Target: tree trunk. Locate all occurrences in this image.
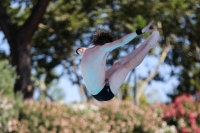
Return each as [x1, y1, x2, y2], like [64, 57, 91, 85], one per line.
[11, 31, 33, 100]
[0, 0, 50, 100]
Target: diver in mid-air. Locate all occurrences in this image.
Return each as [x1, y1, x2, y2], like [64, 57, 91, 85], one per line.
[76, 20, 159, 101]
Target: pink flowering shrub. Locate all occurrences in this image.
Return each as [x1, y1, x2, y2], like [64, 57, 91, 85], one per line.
[7, 100, 175, 133]
[158, 93, 200, 133]
[0, 95, 21, 132]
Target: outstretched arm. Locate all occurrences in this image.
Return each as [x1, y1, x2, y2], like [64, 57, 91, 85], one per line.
[100, 20, 154, 53]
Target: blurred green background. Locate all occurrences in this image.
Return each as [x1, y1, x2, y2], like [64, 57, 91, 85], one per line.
[0, 0, 200, 132]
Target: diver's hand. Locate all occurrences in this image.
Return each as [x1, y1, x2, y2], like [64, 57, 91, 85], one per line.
[142, 20, 154, 33]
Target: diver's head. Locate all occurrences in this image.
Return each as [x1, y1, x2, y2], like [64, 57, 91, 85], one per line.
[91, 29, 115, 46]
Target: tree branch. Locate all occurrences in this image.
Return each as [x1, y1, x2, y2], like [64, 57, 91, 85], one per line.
[194, 42, 200, 61]
[43, 89, 55, 102]
[21, 0, 50, 40]
[0, 2, 15, 41]
[35, 80, 54, 101]
[136, 38, 172, 104]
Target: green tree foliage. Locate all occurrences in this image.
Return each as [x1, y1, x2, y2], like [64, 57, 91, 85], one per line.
[0, 0, 199, 102]
[0, 60, 16, 97]
[31, 0, 93, 84]
[0, 59, 21, 132]
[161, 0, 200, 99]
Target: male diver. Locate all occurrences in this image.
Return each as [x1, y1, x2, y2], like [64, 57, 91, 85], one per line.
[76, 20, 160, 101]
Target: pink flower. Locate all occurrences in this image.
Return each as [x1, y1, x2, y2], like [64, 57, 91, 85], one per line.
[174, 97, 181, 105]
[177, 108, 185, 116]
[191, 124, 198, 131]
[180, 109, 185, 115]
[187, 95, 193, 100]
[195, 128, 200, 133]
[169, 108, 176, 116]
[182, 93, 187, 99]
[164, 111, 171, 118]
[180, 128, 191, 133]
[188, 118, 196, 125]
[188, 112, 197, 119]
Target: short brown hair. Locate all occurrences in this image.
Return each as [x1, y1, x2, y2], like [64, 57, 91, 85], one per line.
[91, 29, 115, 46]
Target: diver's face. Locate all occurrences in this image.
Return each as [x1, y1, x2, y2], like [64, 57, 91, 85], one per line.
[77, 48, 86, 55]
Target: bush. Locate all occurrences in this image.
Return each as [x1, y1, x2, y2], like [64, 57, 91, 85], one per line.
[0, 60, 17, 98]
[0, 59, 176, 133]
[160, 93, 200, 133]
[0, 94, 21, 132]
[7, 99, 176, 133]
[0, 59, 21, 132]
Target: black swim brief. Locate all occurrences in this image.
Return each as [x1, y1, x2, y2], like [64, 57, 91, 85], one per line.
[92, 79, 114, 101]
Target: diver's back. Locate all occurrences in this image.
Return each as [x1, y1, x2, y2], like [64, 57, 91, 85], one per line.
[80, 46, 109, 95]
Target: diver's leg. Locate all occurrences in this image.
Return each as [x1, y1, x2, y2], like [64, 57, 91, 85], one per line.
[106, 30, 157, 79]
[107, 30, 159, 95]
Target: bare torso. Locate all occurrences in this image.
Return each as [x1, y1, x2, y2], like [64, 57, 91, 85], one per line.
[80, 46, 109, 95]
